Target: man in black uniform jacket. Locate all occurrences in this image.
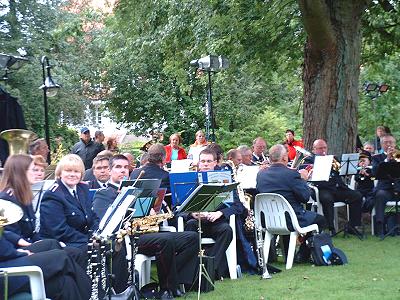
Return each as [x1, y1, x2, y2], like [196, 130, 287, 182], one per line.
[371, 133, 400, 237]
[305, 139, 362, 235]
[256, 144, 327, 261]
[93, 154, 199, 300]
[185, 148, 246, 278]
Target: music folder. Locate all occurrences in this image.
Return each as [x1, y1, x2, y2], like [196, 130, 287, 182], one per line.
[98, 186, 143, 239]
[375, 161, 400, 180]
[176, 182, 239, 213]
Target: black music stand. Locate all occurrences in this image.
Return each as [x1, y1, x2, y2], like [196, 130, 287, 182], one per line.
[375, 161, 400, 240]
[340, 153, 364, 239]
[177, 182, 239, 300]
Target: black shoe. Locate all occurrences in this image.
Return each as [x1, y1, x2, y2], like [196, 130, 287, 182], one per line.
[172, 288, 184, 297]
[330, 229, 337, 237]
[294, 250, 311, 264]
[157, 290, 175, 300]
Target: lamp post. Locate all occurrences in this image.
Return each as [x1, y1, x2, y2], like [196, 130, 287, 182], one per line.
[190, 55, 229, 142]
[40, 56, 60, 164]
[364, 82, 389, 153]
[0, 53, 28, 80]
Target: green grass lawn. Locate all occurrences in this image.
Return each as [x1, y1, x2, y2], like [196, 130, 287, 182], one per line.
[182, 235, 400, 300]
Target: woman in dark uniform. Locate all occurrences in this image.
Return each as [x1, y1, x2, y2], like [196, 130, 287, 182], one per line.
[0, 154, 77, 255]
[40, 154, 129, 294]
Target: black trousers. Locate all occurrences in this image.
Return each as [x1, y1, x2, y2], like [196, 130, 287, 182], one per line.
[374, 189, 396, 224]
[318, 188, 362, 230]
[185, 218, 233, 278]
[9, 247, 91, 300]
[138, 231, 199, 290]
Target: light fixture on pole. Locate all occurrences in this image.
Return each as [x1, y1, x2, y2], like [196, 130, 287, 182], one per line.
[364, 82, 389, 153]
[190, 55, 229, 142]
[40, 56, 60, 163]
[0, 53, 28, 80]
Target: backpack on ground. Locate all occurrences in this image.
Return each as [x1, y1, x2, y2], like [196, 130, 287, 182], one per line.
[306, 233, 348, 266]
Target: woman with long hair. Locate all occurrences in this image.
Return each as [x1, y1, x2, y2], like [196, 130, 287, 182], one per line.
[0, 154, 91, 299]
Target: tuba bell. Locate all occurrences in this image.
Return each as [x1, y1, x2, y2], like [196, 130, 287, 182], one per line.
[0, 129, 37, 155]
[291, 146, 312, 169]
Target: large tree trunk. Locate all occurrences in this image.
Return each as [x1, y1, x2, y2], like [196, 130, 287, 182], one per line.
[298, 0, 367, 155]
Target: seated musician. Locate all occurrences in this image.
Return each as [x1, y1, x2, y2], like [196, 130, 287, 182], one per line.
[355, 151, 375, 213]
[371, 133, 399, 237]
[130, 144, 170, 192]
[237, 145, 253, 166]
[93, 153, 199, 300]
[83, 150, 113, 182]
[305, 139, 362, 235]
[251, 137, 268, 165]
[88, 155, 110, 189]
[283, 129, 304, 161]
[185, 148, 248, 278]
[256, 144, 327, 262]
[0, 232, 91, 300]
[39, 154, 128, 294]
[226, 148, 242, 168]
[0, 154, 85, 266]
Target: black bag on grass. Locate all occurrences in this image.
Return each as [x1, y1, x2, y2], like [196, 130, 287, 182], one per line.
[307, 233, 348, 266]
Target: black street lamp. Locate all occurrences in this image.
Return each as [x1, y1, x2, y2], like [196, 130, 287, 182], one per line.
[190, 55, 229, 142]
[364, 82, 389, 153]
[40, 56, 60, 164]
[0, 53, 28, 81]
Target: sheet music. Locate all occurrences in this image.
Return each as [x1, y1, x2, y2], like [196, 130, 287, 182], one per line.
[98, 187, 142, 239]
[310, 155, 333, 182]
[170, 159, 193, 173]
[236, 165, 259, 189]
[339, 153, 360, 176]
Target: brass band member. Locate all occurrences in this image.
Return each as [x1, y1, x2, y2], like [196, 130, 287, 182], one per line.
[256, 144, 327, 262]
[304, 139, 362, 235]
[371, 133, 399, 238]
[94, 153, 199, 299]
[251, 137, 268, 165]
[39, 154, 129, 294]
[237, 145, 253, 166]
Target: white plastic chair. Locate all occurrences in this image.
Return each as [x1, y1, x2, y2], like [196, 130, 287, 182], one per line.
[254, 193, 319, 270]
[177, 214, 238, 279]
[0, 266, 47, 300]
[308, 184, 348, 231]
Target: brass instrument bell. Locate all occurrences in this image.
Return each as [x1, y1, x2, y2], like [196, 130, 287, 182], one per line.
[0, 129, 37, 155]
[0, 199, 23, 227]
[291, 146, 312, 169]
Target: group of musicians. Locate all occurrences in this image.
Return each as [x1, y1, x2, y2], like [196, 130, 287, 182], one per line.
[1, 128, 399, 299]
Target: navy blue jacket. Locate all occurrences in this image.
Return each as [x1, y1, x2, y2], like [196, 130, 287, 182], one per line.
[0, 234, 30, 296]
[92, 184, 119, 220]
[0, 189, 40, 244]
[371, 153, 399, 190]
[39, 180, 99, 248]
[256, 163, 317, 227]
[130, 163, 171, 192]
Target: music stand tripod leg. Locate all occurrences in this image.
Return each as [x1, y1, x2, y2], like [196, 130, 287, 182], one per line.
[196, 215, 215, 300]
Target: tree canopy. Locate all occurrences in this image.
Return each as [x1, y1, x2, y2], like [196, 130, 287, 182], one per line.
[0, 0, 398, 152]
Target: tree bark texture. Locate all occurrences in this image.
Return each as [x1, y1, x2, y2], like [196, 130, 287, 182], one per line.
[298, 0, 367, 155]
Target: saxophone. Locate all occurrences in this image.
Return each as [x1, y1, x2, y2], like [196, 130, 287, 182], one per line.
[225, 160, 255, 232]
[116, 206, 174, 242]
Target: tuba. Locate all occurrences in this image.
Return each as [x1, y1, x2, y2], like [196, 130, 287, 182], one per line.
[291, 146, 312, 169]
[0, 129, 37, 155]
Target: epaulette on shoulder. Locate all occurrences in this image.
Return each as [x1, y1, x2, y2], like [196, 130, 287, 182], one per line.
[49, 183, 59, 192]
[6, 188, 13, 196]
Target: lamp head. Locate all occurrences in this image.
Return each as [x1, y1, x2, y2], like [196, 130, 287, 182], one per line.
[190, 55, 229, 71]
